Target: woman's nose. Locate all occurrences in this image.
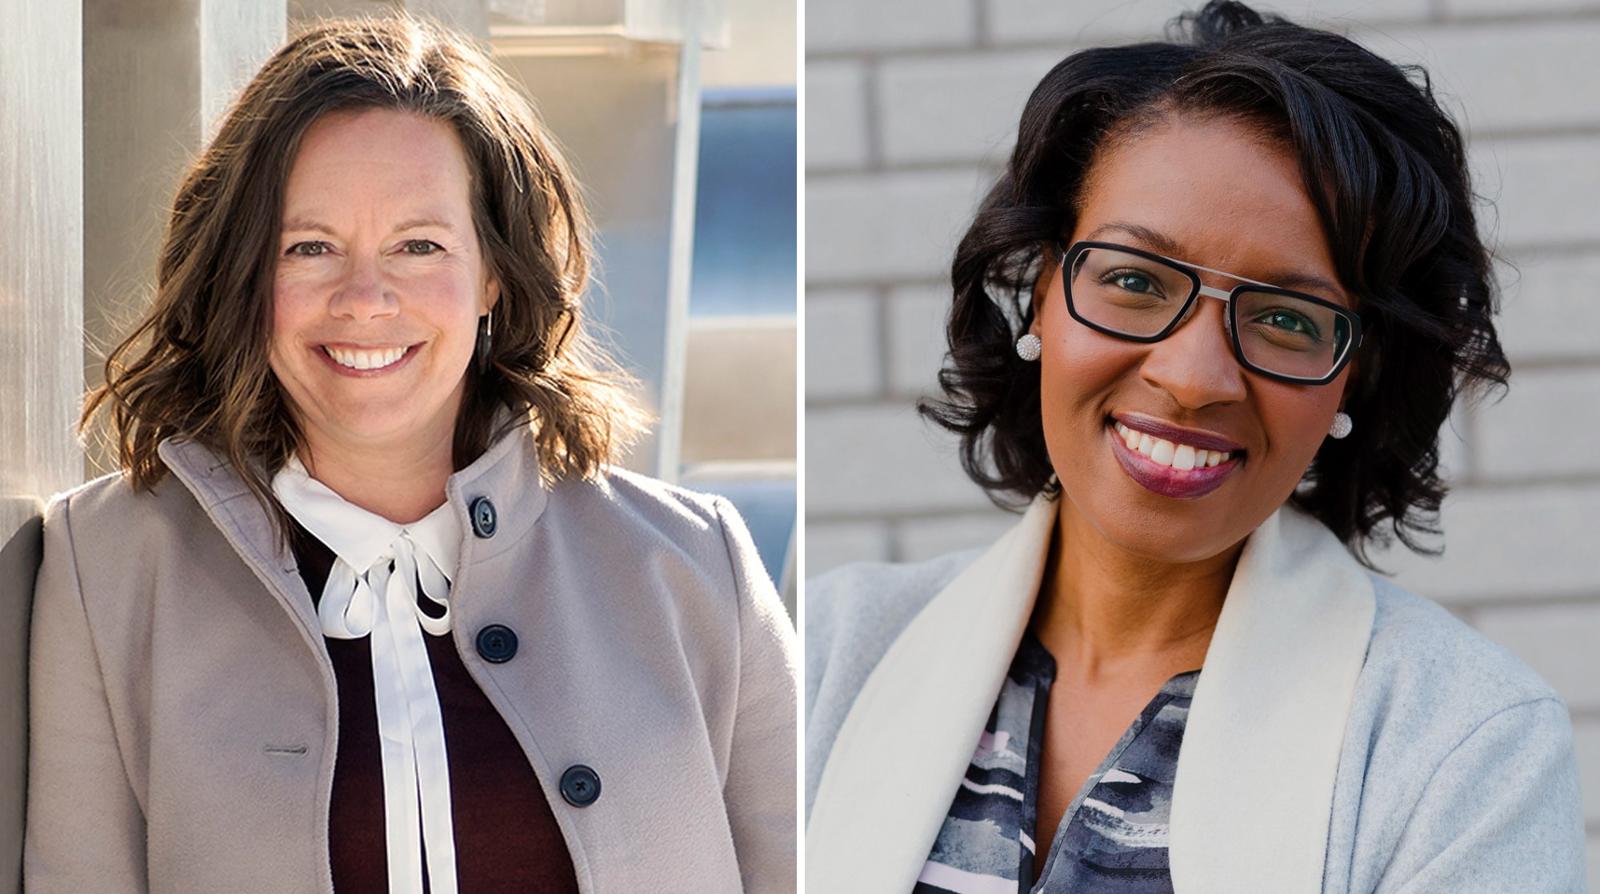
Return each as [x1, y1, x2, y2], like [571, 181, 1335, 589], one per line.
[327, 255, 399, 321]
[1138, 293, 1247, 409]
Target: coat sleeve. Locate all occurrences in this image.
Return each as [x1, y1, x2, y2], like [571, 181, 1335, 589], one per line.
[24, 494, 149, 891]
[712, 498, 798, 894]
[1377, 696, 1586, 894]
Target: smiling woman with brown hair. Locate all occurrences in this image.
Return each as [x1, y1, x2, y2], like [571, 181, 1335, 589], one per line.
[805, 3, 1583, 892]
[26, 14, 796, 893]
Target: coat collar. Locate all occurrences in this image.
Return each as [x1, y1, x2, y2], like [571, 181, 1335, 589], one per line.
[806, 494, 1376, 894]
[156, 409, 550, 650]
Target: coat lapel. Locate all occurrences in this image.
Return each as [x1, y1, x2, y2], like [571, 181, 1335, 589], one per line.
[806, 495, 1375, 894]
[806, 495, 1056, 893]
[157, 437, 327, 654]
[1168, 504, 1375, 893]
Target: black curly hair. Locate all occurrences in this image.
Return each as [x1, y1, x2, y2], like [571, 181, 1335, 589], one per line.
[918, 0, 1509, 567]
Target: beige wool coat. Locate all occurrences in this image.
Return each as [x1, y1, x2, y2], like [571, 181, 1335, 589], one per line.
[24, 420, 798, 893]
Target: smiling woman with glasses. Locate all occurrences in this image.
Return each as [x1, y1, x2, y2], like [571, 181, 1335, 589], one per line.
[805, 2, 1585, 892]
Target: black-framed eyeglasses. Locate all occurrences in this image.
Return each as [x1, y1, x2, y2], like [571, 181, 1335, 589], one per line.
[1057, 240, 1362, 385]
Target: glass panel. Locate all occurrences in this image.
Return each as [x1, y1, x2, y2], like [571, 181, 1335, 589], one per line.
[689, 87, 797, 317]
[1068, 246, 1193, 336]
[1233, 290, 1350, 379]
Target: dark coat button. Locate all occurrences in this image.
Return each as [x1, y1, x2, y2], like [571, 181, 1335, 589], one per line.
[474, 624, 518, 663]
[469, 496, 497, 538]
[560, 765, 601, 807]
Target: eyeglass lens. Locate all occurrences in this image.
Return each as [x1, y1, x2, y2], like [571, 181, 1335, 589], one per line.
[1067, 246, 1352, 380]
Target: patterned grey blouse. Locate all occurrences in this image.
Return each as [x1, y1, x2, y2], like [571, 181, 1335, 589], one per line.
[913, 630, 1200, 894]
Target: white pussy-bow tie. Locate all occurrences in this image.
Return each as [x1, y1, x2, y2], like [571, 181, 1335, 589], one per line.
[271, 455, 462, 894]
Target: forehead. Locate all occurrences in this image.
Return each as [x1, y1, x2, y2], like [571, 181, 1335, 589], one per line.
[282, 107, 474, 218]
[1072, 115, 1340, 293]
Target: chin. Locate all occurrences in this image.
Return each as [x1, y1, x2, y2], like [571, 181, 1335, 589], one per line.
[1070, 489, 1247, 566]
[320, 404, 439, 443]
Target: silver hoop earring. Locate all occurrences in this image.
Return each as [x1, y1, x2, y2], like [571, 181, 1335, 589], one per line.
[1329, 411, 1353, 440]
[1016, 333, 1042, 361]
[475, 309, 493, 376]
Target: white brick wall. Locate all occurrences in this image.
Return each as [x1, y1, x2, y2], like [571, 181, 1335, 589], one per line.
[1378, 483, 1600, 604]
[1496, 252, 1600, 361]
[985, 0, 1426, 44]
[805, 290, 882, 399]
[1579, 718, 1600, 824]
[877, 52, 1058, 165]
[805, 0, 974, 52]
[1474, 137, 1600, 248]
[1475, 369, 1600, 479]
[805, 519, 893, 573]
[804, 62, 870, 170]
[1474, 603, 1600, 711]
[886, 286, 951, 395]
[1357, 21, 1600, 136]
[806, 402, 996, 515]
[805, 0, 1600, 870]
[806, 171, 988, 282]
[897, 512, 1016, 563]
[1443, 0, 1600, 18]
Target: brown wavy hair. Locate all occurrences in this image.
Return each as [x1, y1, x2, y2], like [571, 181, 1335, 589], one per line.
[83, 14, 648, 544]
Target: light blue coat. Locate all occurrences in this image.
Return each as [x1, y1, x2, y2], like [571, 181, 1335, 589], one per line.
[806, 495, 1586, 893]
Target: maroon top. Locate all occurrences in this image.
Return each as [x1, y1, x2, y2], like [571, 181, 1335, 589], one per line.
[288, 518, 579, 893]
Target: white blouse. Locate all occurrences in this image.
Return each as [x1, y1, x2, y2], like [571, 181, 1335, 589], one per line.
[271, 456, 461, 894]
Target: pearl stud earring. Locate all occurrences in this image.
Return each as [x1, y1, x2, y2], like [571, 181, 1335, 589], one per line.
[1329, 412, 1353, 439]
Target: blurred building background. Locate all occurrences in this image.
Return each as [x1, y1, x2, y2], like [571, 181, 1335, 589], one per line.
[1, 0, 793, 882]
[804, 0, 1600, 883]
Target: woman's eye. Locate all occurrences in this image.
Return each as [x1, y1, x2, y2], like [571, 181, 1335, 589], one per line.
[403, 240, 444, 255]
[285, 241, 331, 257]
[1105, 270, 1158, 294]
[1258, 309, 1318, 337]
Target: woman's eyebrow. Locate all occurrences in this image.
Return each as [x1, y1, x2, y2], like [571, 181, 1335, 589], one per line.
[1086, 221, 1184, 256]
[278, 216, 458, 234]
[1266, 270, 1346, 302]
[281, 216, 338, 235]
[394, 217, 457, 233]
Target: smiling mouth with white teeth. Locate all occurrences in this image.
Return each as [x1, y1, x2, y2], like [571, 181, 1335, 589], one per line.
[1112, 420, 1237, 471]
[322, 344, 413, 371]
[1106, 417, 1245, 499]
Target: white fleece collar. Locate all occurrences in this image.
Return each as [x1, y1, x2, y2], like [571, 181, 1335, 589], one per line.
[806, 494, 1376, 893]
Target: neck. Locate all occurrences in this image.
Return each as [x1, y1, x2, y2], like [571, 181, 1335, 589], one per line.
[297, 422, 456, 525]
[1031, 498, 1241, 686]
